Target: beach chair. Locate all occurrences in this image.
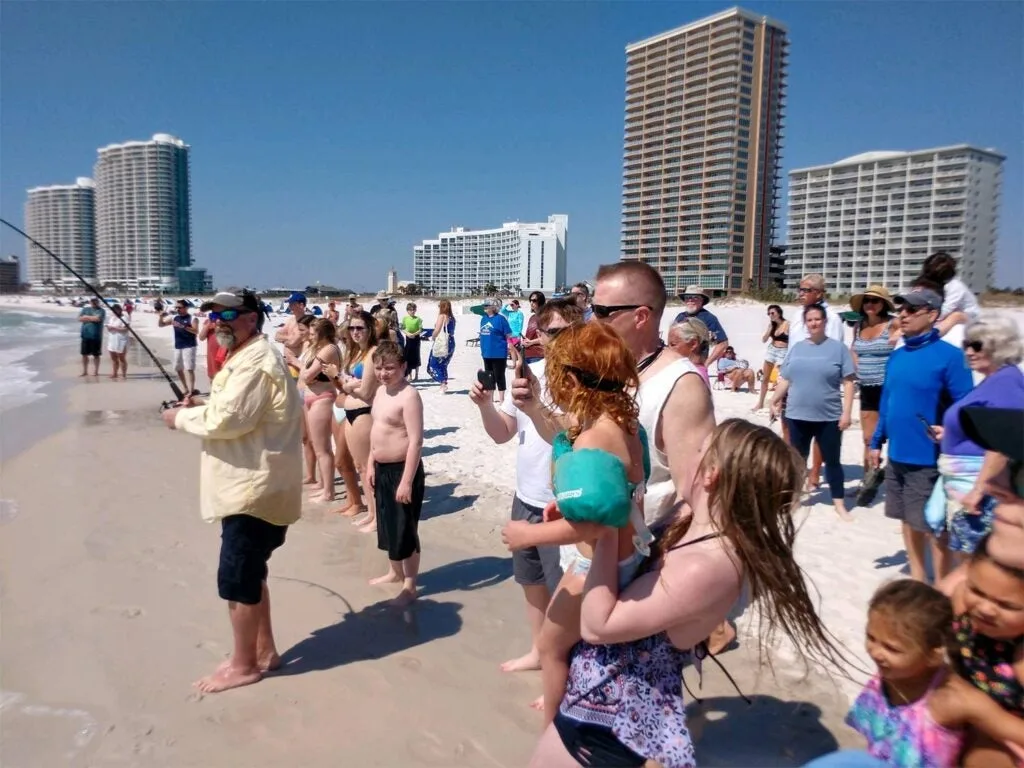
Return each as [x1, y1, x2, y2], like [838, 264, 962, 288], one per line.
[466, 336, 480, 347]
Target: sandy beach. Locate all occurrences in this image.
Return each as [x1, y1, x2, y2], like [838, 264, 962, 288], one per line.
[2, 293, 1021, 766]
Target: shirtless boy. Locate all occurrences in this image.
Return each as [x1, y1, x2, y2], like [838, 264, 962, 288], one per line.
[274, 292, 308, 377]
[367, 341, 425, 606]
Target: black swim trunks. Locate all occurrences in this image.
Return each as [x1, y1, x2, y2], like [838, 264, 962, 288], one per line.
[374, 460, 425, 561]
[217, 514, 287, 605]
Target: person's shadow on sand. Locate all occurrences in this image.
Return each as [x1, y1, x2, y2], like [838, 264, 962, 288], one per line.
[275, 598, 463, 675]
[417, 556, 512, 598]
[688, 694, 840, 766]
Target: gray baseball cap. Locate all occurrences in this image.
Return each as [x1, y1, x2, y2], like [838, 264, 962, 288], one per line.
[894, 287, 943, 311]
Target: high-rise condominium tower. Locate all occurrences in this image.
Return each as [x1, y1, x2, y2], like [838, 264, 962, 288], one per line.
[25, 177, 97, 287]
[620, 7, 788, 294]
[786, 145, 1003, 295]
[94, 133, 192, 289]
[413, 215, 568, 296]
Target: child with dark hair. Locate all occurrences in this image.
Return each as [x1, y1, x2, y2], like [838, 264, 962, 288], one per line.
[919, 251, 981, 339]
[366, 341, 425, 606]
[842, 578, 1024, 767]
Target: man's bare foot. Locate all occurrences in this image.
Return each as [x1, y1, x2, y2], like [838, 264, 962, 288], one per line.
[193, 663, 262, 693]
[369, 572, 402, 586]
[358, 520, 377, 534]
[333, 504, 365, 518]
[500, 650, 541, 673]
[529, 695, 545, 711]
[258, 652, 281, 672]
[389, 588, 417, 607]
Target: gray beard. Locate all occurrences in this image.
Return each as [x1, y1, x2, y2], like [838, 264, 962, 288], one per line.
[215, 329, 236, 350]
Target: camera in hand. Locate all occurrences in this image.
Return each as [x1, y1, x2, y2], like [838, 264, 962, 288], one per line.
[477, 369, 496, 391]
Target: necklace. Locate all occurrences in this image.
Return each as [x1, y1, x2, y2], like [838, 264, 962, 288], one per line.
[637, 342, 665, 375]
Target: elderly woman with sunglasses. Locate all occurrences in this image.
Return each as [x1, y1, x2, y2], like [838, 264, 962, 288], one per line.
[929, 315, 1024, 559]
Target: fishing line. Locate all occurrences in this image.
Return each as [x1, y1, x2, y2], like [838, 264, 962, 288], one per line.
[0, 216, 186, 406]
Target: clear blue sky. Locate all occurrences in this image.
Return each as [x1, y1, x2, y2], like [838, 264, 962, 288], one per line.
[2, 1, 1021, 291]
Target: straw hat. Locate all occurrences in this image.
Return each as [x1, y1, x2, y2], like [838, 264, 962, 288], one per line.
[850, 285, 895, 314]
[375, 290, 389, 300]
[679, 286, 711, 306]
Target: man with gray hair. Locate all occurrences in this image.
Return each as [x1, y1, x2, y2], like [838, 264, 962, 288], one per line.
[788, 273, 845, 348]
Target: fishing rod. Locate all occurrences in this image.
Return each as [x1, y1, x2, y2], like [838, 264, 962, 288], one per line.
[0, 216, 186, 406]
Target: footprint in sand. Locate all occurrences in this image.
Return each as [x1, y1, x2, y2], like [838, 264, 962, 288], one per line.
[90, 605, 145, 619]
[406, 731, 498, 766]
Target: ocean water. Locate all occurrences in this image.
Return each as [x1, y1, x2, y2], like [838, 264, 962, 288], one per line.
[0, 310, 78, 413]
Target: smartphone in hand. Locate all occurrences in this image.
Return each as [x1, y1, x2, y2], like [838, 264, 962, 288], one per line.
[477, 369, 496, 391]
[917, 414, 940, 443]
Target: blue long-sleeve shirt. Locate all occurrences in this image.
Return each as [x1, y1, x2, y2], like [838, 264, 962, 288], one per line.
[870, 329, 974, 466]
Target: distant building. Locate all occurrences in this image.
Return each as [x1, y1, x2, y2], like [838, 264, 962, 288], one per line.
[386, 267, 398, 294]
[620, 8, 788, 294]
[25, 177, 97, 289]
[94, 133, 193, 291]
[177, 266, 213, 294]
[413, 215, 568, 296]
[786, 145, 1003, 294]
[0, 255, 21, 293]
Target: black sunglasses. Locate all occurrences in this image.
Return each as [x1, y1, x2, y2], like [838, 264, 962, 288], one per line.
[349, 325, 368, 331]
[539, 325, 566, 337]
[591, 303, 646, 319]
[798, 287, 818, 294]
[962, 340, 984, 353]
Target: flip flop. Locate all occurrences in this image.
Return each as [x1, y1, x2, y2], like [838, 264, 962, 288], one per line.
[856, 465, 886, 507]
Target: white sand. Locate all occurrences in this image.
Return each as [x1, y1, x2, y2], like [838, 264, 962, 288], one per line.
[1, 292, 1021, 765]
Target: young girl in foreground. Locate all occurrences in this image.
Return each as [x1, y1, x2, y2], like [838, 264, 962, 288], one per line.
[942, 533, 1024, 767]
[844, 579, 1024, 768]
[530, 419, 854, 768]
[502, 322, 649, 725]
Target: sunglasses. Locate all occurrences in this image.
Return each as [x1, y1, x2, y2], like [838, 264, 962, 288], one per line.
[539, 325, 566, 337]
[896, 304, 929, 315]
[798, 287, 818, 294]
[591, 303, 646, 319]
[862, 297, 883, 305]
[681, 295, 704, 302]
[962, 340, 984, 353]
[349, 325, 367, 332]
[209, 309, 251, 322]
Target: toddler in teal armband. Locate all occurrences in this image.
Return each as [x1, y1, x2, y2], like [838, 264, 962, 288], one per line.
[499, 321, 653, 724]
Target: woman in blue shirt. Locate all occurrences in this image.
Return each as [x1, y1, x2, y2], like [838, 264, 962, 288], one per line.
[771, 304, 857, 521]
[480, 298, 513, 402]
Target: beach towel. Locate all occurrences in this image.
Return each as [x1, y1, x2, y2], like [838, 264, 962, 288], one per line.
[924, 454, 988, 540]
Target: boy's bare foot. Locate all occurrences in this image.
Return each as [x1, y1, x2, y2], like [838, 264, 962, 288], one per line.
[529, 695, 544, 711]
[193, 663, 262, 693]
[369, 572, 402, 586]
[389, 588, 417, 607]
[500, 650, 541, 672]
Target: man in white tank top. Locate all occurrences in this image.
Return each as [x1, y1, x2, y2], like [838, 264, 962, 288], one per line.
[591, 263, 716, 529]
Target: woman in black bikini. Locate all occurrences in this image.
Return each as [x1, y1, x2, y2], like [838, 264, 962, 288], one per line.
[754, 304, 789, 413]
[301, 319, 343, 504]
[330, 310, 381, 534]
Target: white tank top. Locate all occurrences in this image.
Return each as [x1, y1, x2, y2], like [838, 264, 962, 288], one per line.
[637, 357, 701, 527]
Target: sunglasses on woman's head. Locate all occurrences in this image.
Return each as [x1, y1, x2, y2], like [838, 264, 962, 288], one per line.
[209, 309, 250, 322]
[962, 340, 984, 352]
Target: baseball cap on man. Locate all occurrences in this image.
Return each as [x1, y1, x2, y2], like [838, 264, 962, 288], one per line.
[286, 292, 307, 305]
[894, 288, 942, 311]
[200, 291, 262, 313]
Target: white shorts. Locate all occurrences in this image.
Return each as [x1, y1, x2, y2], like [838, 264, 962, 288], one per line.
[107, 334, 129, 354]
[174, 346, 197, 371]
[765, 344, 787, 365]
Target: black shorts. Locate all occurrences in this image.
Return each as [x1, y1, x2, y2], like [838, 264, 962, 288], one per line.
[860, 384, 883, 412]
[554, 713, 645, 767]
[81, 337, 102, 357]
[884, 461, 939, 533]
[218, 514, 288, 605]
[511, 495, 563, 591]
[375, 460, 425, 561]
[482, 357, 508, 391]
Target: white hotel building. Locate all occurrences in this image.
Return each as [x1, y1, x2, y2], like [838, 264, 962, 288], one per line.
[786, 145, 1003, 295]
[413, 215, 567, 296]
[25, 177, 97, 288]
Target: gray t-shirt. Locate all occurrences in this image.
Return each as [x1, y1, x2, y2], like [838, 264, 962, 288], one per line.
[780, 337, 855, 422]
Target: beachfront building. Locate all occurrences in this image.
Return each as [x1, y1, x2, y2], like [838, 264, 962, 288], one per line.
[0, 255, 21, 293]
[94, 133, 193, 292]
[620, 7, 788, 294]
[24, 177, 97, 289]
[786, 145, 1004, 295]
[412, 215, 567, 296]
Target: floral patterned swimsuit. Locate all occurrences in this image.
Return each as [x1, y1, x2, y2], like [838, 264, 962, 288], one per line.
[953, 613, 1024, 715]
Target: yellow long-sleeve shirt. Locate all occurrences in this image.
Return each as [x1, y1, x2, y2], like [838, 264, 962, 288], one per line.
[175, 335, 303, 526]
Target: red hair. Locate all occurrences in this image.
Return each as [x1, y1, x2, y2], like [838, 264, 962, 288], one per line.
[545, 322, 639, 440]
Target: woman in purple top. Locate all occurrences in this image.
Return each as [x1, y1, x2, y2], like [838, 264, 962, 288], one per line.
[936, 314, 1024, 557]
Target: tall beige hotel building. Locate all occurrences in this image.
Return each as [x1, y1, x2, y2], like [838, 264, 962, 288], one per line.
[620, 7, 788, 293]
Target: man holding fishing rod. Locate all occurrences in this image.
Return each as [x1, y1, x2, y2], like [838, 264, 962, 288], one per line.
[162, 290, 303, 693]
